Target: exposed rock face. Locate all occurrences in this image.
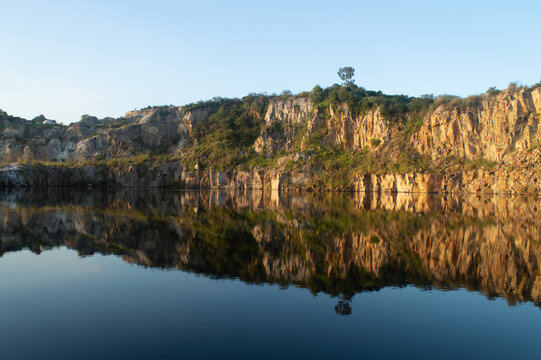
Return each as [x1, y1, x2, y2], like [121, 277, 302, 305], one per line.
[324, 105, 390, 149]
[0, 106, 210, 162]
[1, 87, 541, 193]
[0, 164, 30, 187]
[1, 151, 541, 194]
[253, 97, 312, 157]
[252, 98, 390, 156]
[70, 107, 189, 160]
[253, 88, 541, 162]
[413, 88, 541, 161]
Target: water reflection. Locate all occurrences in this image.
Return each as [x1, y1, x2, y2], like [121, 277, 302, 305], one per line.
[1, 188, 540, 313]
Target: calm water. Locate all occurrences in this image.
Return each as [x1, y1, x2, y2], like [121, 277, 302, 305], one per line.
[1, 189, 540, 359]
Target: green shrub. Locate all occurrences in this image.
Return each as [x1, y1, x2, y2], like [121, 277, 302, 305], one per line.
[183, 96, 267, 170]
[464, 157, 497, 170]
[486, 87, 500, 96]
[370, 138, 381, 147]
[369, 236, 380, 244]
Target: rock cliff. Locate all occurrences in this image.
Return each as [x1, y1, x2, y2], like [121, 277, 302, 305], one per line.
[413, 88, 541, 161]
[1, 85, 540, 193]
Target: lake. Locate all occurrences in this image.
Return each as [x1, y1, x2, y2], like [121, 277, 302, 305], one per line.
[1, 189, 540, 359]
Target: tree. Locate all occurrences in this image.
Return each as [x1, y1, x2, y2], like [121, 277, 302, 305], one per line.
[280, 89, 292, 97]
[486, 86, 499, 96]
[337, 66, 355, 86]
[310, 84, 325, 103]
[334, 295, 353, 315]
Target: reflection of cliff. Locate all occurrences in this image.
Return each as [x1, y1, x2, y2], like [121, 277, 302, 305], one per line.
[1, 189, 540, 308]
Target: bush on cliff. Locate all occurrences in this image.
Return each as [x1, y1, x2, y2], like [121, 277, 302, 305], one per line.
[182, 96, 267, 170]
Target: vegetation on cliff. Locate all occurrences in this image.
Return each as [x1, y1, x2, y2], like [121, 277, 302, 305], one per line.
[1, 71, 541, 192]
[180, 95, 267, 169]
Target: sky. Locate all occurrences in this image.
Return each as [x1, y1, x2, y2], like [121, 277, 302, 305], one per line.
[1, 0, 540, 124]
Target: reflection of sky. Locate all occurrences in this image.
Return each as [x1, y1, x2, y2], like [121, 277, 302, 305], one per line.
[0, 248, 540, 359]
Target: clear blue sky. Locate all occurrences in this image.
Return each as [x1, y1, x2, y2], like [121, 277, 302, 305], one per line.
[1, 0, 540, 124]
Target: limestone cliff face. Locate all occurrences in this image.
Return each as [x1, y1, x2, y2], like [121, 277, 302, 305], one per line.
[253, 97, 312, 157]
[251, 89, 541, 163]
[253, 87, 540, 162]
[1, 156, 540, 194]
[2, 87, 541, 193]
[0, 106, 210, 162]
[324, 105, 390, 149]
[412, 88, 541, 161]
[252, 98, 390, 156]
[70, 107, 201, 160]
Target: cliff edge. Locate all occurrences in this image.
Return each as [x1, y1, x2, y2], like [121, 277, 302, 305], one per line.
[1, 84, 540, 194]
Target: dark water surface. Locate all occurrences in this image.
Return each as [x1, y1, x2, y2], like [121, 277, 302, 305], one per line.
[1, 189, 540, 359]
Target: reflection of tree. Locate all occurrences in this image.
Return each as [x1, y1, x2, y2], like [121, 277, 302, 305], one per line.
[334, 295, 353, 316]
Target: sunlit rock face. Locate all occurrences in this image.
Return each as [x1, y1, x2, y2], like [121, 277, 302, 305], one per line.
[1, 89, 541, 193]
[253, 88, 541, 162]
[412, 88, 541, 161]
[1, 189, 540, 307]
[2, 161, 540, 195]
[252, 98, 390, 157]
[253, 97, 312, 157]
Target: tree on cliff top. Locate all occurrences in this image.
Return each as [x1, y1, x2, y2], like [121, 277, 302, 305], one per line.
[337, 66, 355, 86]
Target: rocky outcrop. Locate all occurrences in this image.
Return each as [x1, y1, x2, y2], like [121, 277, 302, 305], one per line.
[253, 88, 541, 162]
[0, 106, 211, 162]
[252, 98, 390, 156]
[2, 86, 541, 193]
[2, 154, 541, 194]
[412, 88, 541, 161]
[324, 105, 390, 149]
[0, 164, 30, 187]
[253, 97, 312, 156]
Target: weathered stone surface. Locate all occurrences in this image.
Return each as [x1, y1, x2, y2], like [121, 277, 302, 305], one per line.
[1, 156, 540, 194]
[325, 105, 389, 149]
[1, 88, 541, 193]
[253, 97, 312, 157]
[0, 106, 209, 162]
[253, 98, 390, 156]
[412, 88, 541, 161]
